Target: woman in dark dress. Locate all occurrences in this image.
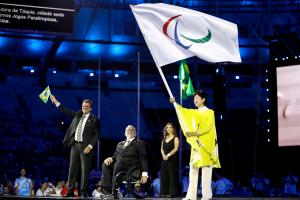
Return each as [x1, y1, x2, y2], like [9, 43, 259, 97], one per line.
[160, 122, 180, 197]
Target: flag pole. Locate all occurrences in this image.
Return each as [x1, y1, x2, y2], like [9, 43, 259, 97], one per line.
[156, 67, 188, 131]
[97, 57, 101, 170]
[179, 79, 183, 184]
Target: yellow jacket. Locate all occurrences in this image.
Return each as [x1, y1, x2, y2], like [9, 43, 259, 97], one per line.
[176, 104, 221, 168]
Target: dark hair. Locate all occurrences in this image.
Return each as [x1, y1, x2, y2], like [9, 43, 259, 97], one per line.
[163, 122, 177, 139]
[193, 90, 207, 104]
[83, 99, 93, 107]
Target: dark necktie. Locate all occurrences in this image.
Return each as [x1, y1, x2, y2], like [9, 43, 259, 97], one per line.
[76, 115, 85, 142]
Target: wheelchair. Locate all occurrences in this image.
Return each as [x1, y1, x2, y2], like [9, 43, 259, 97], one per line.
[111, 165, 151, 199]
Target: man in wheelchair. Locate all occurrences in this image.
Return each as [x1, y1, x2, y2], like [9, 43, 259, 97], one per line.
[100, 125, 149, 198]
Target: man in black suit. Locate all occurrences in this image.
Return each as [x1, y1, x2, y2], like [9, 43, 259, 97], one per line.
[101, 125, 148, 194]
[50, 95, 100, 198]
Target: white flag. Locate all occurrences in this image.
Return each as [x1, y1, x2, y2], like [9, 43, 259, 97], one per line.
[130, 3, 241, 67]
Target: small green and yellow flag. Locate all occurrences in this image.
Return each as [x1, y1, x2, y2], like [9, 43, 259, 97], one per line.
[179, 60, 195, 99]
[39, 86, 51, 103]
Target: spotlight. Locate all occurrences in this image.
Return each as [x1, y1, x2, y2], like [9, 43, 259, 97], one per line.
[173, 75, 178, 79]
[52, 70, 57, 74]
[89, 72, 94, 77]
[267, 109, 270, 112]
[235, 75, 240, 80]
[267, 139, 271, 142]
[266, 88, 269, 92]
[30, 69, 35, 73]
[114, 74, 119, 78]
[275, 58, 278, 61]
[282, 58, 285, 61]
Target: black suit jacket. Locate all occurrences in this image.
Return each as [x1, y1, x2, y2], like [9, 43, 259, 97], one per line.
[112, 138, 148, 173]
[58, 104, 100, 149]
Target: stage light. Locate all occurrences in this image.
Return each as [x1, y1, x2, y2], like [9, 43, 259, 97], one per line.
[30, 69, 35, 73]
[275, 58, 278, 61]
[220, 113, 223, 120]
[266, 88, 269, 92]
[295, 56, 298, 59]
[267, 119, 270, 122]
[267, 109, 270, 112]
[114, 74, 119, 78]
[216, 68, 219, 73]
[235, 75, 240, 80]
[52, 70, 57, 74]
[265, 69, 268, 73]
[267, 129, 270, 132]
[266, 79, 269, 82]
[173, 75, 178, 79]
[267, 98, 269, 101]
[286, 57, 289, 59]
[61, 121, 64, 125]
[282, 58, 285, 61]
[89, 72, 94, 77]
[267, 139, 271, 142]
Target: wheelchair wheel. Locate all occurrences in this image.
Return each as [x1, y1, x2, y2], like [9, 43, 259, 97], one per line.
[126, 165, 151, 198]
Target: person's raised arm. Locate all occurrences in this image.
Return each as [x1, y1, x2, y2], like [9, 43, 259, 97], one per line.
[50, 95, 76, 117]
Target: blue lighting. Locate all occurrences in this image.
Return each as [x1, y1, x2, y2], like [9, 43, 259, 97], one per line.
[23, 66, 36, 73]
[109, 45, 131, 57]
[52, 70, 57, 74]
[235, 75, 240, 80]
[56, 42, 69, 56]
[90, 72, 94, 77]
[0, 37, 8, 47]
[266, 88, 269, 92]
[114, 74, 119, 78]
[78, 69, 94, 74]
[26, 39, 44, 52]
[109, 45, 128, 56]
[84, 43, 103, 55]
[267, 98, 269, 101]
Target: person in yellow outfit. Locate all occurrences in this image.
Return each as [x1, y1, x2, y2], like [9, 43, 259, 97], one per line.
[170, 90, 220, 200]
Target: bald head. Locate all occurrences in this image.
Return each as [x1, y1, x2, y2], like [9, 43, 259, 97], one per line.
[125, 125, 136, 140]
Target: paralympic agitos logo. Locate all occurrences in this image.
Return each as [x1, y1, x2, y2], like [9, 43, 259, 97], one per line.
[162, 14, 211, 49]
